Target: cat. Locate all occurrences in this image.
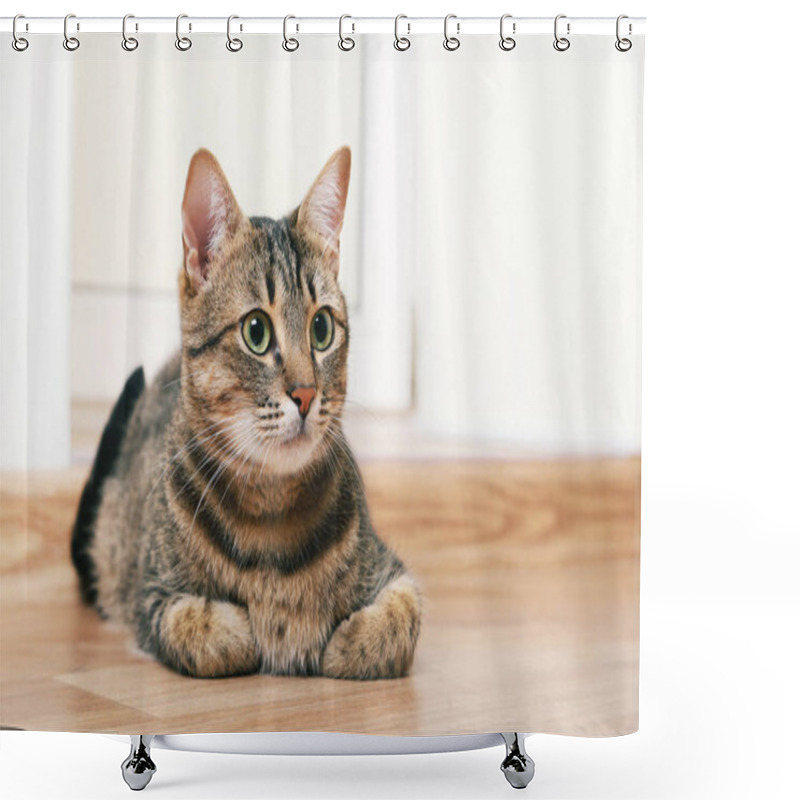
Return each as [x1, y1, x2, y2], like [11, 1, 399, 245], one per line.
[70, 146, 422, 680]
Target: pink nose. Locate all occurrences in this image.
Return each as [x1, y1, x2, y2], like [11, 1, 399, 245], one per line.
[289, 386, 316, 419]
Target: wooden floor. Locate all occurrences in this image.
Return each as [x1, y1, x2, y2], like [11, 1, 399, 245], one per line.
[0, 456, 640, 737]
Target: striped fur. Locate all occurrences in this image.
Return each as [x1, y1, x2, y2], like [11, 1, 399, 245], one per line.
[72, 147, 421, 679]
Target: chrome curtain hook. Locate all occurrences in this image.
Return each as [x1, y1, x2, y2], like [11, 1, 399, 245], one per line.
[553, 14, 570, 52]
[394, 14, 411, 51]
[121, 14, 139, 51]
[443, 13, 460, 51]
[12, 14, 29, 52]
[283, 15, 299, 52]
[615, 14, 632, 51]
[338, 14, 355, 51]
[226, 15, 242, 52]
[176, 14, 192, 51]
[63, 14, 80, 51]
[499, 13, 516, 51]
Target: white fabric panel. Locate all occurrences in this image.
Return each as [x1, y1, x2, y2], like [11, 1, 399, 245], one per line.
[407, 35, 643, 454]
[1, 40, 73, 469]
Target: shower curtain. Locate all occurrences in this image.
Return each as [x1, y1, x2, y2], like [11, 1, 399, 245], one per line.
[0, 20, 643, 740]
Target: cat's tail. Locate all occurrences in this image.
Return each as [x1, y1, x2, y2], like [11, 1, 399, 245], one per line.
[71, 366, 146, 606]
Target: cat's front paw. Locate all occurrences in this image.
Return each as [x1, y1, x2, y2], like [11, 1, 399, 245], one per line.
[321, 574, 421, 680]
[159, 595, 259, 678]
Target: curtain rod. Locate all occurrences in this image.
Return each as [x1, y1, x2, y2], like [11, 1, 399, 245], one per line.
[1, 16, 646, 37]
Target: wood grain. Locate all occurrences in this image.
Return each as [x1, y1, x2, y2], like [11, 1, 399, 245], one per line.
[0, 457, 640, 736]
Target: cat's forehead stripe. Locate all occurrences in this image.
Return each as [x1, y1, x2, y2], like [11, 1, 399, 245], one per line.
[293, 241, 303, 291]
[275, 223, 299, 299]
[266, 272, 275, 305]
[249, 217, 300, 303]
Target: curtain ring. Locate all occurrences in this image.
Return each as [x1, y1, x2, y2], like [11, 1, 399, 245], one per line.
[283, 15, 299, 52]
[338, 14, 355, 51]
[553, 14, 570, 52]
[226, 15, 242, 52]
[499, 13, 516, 51]
[176, 14, 192, 51]
[63, 14, 80, 51]
[443, 14, 460, 51]
[394, 14, 411, 51]
[121, 14, 139, 51]
[12, 14, 29, 52]
[615, 14, 632, 52]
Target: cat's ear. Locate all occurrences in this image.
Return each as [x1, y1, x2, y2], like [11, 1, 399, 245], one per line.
[181, 149, 243, 292]
[296, 146, 351, 276]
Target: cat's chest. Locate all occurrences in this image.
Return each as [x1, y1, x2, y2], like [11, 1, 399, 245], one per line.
[187, 507, 363, 674]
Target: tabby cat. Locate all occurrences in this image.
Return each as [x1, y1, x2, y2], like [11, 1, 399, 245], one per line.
[71, 147, 422, 680]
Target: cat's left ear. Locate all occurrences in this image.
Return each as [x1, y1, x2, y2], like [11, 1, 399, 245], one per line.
[296, 146, 351, 276]
[181, 149, 244, 294]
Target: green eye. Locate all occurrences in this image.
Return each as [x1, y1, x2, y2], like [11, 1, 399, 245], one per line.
[242, 310, 272, 355]
[311, 308, 334, 351]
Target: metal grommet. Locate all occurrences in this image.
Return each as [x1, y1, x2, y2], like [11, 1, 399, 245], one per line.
[499, 14, 516, 51]
[553, 14, 570, 52]
[443, 14, 460, 51]
[176, 14, 192, 51]
[63, 14, 80, 51]
[615, 14, 632, 52]
[121, 14, 139, 51]
[338, 14, 355, 51]
[282, 15, 299, 52]
[12, 14, 29, 52]
[226, 15, 242, 52]
[394, 14, 411, 51]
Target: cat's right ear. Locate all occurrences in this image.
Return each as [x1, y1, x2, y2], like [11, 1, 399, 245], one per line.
[181, 149, 243, 293]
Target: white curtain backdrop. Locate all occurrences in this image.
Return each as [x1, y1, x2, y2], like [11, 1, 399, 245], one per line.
[1, 46, 73, 469]
[1, 32, 642, 468]
[410, 37, 642, 453]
